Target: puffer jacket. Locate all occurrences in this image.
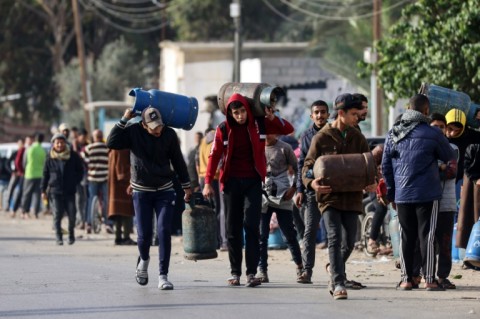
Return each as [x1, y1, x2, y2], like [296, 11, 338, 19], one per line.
[382, 122, 456, 204]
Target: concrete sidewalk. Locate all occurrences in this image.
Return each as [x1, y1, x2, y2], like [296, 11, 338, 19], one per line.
[0, 212, 478, 319]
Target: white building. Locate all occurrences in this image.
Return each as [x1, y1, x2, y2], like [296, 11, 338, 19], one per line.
[158, 41, 362, 154]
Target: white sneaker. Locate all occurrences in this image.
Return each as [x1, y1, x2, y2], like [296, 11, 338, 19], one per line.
[158, 275, 174, 290]
[135, 257, 149, 286]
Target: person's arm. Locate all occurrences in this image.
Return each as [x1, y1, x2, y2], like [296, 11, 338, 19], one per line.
[73, 152, 84, 186]
[465, 143, 480, 182]
[41, 158, 50, 201]
[106, 108, 135, 150]
[203, 125, 224, 199]
[302, 134, 332, 195]
[295, 134, 308, 207]
[168, 131, 192, 201]
[381, 135, 395, 203]
[264, 108, 294, 135]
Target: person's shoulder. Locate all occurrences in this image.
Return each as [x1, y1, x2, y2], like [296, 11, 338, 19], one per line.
[276, 139, 293, 150]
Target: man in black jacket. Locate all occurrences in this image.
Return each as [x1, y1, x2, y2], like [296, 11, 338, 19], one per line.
[107, 107, 192, 291]
[41, 134, 84, 245]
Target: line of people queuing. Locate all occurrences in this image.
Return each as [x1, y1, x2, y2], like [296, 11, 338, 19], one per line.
[1, 124, 136, 247]
[4, 90, 478, 299]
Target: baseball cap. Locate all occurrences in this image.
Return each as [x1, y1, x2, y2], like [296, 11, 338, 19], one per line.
[334, 93, 363, 110]
[142, 107, 164, 129]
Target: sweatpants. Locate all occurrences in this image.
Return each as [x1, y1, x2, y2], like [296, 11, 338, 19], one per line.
[397, 201, 438, 284]
[223, 177, 262, 277]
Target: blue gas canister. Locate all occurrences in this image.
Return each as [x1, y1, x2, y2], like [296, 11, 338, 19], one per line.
[419, 83, 480, 128]
[129, 88, 198, 130]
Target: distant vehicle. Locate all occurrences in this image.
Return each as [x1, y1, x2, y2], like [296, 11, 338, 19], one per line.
[0, 142, 51, 159]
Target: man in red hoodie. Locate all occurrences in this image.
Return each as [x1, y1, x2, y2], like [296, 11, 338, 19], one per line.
[203, 93, 293, 287]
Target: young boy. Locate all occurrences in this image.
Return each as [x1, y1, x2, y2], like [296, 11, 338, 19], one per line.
[258, 133, 303, 283]
[203, 93, 293, 287]
[302, 93, 374, 299]
[429, 113, 458, 289]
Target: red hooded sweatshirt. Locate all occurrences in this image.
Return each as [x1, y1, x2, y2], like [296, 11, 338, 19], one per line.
[205, 93, 294, 190]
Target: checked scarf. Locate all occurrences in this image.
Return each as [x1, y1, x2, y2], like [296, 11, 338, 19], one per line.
[389, 109, 430, 144]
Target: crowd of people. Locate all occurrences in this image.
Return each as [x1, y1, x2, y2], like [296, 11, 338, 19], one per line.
[1, 90, 479, 300]
[1, 123, 137, 247]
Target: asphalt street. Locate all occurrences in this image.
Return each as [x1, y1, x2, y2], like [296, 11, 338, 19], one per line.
[0, 212, 479, 319]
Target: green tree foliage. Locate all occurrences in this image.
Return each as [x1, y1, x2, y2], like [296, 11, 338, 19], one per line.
[167, 0, 292, 41]
[0, 0, 59, 122]
[367, 0, 480, 102]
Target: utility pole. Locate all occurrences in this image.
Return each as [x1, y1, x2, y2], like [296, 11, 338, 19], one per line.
[373, 0, 382, 136]
[72, 0, 91, 133]
[230, 0, 242, 82]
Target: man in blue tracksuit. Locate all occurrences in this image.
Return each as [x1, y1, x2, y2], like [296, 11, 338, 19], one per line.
[382, 94, 456, 291]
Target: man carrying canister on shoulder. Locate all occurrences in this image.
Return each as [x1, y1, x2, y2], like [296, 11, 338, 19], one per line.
[382, 94, 456, 291]
[107, 107, 192, 291]
[202, 93, 294, 288]
[302, 94, 374, 300]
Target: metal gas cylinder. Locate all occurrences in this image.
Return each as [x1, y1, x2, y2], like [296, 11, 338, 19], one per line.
[182, 195, 218, 261]
[313, 152, 376, 192]
[419, 83, 480, 128]
[217, 82, 284, 116]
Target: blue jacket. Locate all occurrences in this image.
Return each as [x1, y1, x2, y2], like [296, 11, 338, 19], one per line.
[382, 123, 456, 204]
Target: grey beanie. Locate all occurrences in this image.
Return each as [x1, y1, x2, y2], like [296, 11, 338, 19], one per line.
[51, 133, 67, 143]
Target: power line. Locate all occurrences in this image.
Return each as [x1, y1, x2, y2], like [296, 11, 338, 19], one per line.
[261, 0, 305, 24]
[277, 0, 413, 21]
[78, 0, 170, 33]
[299, 0, 373, 10]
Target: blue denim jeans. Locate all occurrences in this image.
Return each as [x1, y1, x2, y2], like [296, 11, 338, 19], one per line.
[87, 181, 108, 225]
[133, 189, 176, 276]
[259, 206, 302, 272]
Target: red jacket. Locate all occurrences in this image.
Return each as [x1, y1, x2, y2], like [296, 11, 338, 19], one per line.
[205, 93, 294, 190]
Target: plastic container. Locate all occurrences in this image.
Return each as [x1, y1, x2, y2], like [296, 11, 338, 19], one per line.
[388, 207, 400, 258]
[464, 218, 480, 268]
[451, 223, 460, 262]
[419, 83, 480, 128]
[129, 88, 198, 130]
[268, 228, 287, 250]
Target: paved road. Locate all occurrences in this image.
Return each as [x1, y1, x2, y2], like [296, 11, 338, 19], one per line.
[0, 213, 479, 319]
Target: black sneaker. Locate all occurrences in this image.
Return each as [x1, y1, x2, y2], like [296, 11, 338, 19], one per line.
[68, 237, 75, 245]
